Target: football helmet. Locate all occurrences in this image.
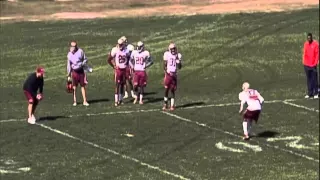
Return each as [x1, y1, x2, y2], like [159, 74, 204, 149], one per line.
[117, 38, 125, 50]
[127, 44, 134, 52]
[120, 36, 128, 45]
[137, 41, 144, 52]
[168, 43, 177, 55]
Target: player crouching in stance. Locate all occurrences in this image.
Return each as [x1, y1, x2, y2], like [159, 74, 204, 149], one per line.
[108, 38, 130, 106]
[238, 82, 264, 140]
[23, 67, 44, 124]
[129, 41, 153, 104]
[163, 43, 182, 111]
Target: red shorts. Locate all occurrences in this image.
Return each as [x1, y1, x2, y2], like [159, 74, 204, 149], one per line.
[133, 71, 147, 87]
[243, 110, 261, 122]
[115, 68, 126, 85]
[164, 72, 177, 90]
[72, 69, 86, 87]
[24, 90, 38, 104]
[125, 67, 131, 80]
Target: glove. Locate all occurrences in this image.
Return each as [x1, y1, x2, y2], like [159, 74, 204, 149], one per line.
[67, 76, 71, 82]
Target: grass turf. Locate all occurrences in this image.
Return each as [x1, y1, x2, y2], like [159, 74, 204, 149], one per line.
[0, 8, 319, 180]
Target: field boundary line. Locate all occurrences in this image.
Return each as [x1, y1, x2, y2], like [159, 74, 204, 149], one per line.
[161, 111, 319, 163]
[36, 123, 191, 180]
[282, 101, 319, 112]
[0, 98, 300, 123]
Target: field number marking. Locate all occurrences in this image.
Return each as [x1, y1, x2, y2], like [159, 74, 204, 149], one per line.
[215, 141, 262, 153]
[0, 159, 31, 174]
[267, 136, 317, 150]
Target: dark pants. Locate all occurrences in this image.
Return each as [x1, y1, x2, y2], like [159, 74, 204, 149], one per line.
[304, 65, 319, 96]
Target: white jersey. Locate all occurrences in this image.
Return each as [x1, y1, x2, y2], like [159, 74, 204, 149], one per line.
[239, 89, 264, 111]
[110, 47, 129, 69]
[163, 51, 182, 73]
[130, 50, 150, 71]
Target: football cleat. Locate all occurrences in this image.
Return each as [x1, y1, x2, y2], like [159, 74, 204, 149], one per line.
[242, 135, 250, 140]
[73, 102, 77, 106]
[162, 104, 167, 111]
[83, 102, 89, 106]
[139, 101, 144, 105]
[170, 106, 175, 111]
[133, 98, 138, 104]
[123, 91, 129, 99]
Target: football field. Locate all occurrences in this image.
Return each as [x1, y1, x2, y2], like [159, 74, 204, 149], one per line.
[0, 7, 319, 180]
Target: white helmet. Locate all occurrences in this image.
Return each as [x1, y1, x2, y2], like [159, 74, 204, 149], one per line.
[127, 44, 134, 52]
[117, 38, 125, 50]
[137, 41, 144, 52]
[168, 43, 177, 55]
[120, 36, 128, 44]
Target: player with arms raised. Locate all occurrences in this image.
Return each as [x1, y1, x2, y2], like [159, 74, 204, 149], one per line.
[163, 43, 182, 111]
[129, 41, 153, 104]
[107, 38, 129, 106]
[238, 82, 264, 140]
[120, 36, 135, 99]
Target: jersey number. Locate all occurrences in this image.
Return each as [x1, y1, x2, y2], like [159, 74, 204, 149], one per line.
[118, 55, 126, 64]
[169, 58, 176, 67]
[135, 57, 144, 65]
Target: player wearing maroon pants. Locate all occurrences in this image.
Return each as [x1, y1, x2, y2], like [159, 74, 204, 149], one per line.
[129, 41, 153, 104]
[120, 36, 135, 99]
[23, 67, 44, 124]
[107, 38, 130, 106]
[163, 43, 182, 111]
[239, 82, 264, 140]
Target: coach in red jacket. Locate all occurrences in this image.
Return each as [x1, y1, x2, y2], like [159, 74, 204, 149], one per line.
[303, 33, 319, 99]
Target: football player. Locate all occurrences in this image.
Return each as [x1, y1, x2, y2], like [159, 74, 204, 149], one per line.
[162, 43, 182, 111]
[129, 41, 153, 104]
[107, 38, 130, 106]
[120, 36, 135, 99]
[238, 82, 264, 140]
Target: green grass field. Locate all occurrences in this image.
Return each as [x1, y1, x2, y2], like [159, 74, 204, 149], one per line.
[0, 8, 319, 180]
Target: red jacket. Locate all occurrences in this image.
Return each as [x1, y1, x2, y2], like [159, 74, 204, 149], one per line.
[303, 40, 319, 67]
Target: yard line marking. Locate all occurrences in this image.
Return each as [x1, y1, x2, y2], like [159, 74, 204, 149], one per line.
[85, 108, 158, 116]
[282, 101, 319, 112]
[0, 119, 25, 123]
[0, 98, 301, 123]
[161, 111, 319, 163]
[36, 123, 191, 180]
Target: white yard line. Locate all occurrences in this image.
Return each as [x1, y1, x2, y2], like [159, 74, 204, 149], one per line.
[0, 98, 301, 123]
[282, 101, 319, 113]
[161, 111, 319, 163]
[36, 123, 190, 180]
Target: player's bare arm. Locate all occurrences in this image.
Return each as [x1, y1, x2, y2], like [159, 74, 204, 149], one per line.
[146, 56, 153, 68]
[177, 62, 182, 69]
[239, 100, 245, 114]
[107, 53, 115, 68]
[163, 60, 167, 72]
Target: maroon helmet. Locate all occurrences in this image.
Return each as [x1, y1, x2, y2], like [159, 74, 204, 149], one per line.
[66, 79, 73, 93]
